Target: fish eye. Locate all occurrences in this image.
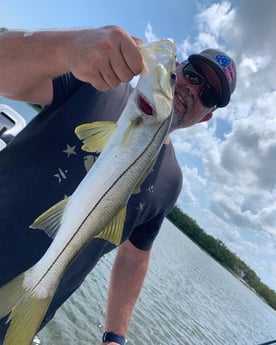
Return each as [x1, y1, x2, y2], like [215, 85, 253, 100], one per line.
[171, 72, 177, 86]
[171, 72, 177, 81]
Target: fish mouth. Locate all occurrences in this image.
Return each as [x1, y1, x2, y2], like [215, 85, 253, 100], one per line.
[136, 92, 154, 115]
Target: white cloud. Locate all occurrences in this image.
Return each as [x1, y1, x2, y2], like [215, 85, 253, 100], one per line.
[178, 165, 204, 208]
[144, 22, 158, 42]
[142, 0, 276, 289]
[171, 1, 276, 289]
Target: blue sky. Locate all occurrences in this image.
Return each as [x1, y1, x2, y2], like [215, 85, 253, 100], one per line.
[1, 0, 276, 291]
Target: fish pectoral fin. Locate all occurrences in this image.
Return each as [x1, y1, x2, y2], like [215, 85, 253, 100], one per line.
[96, 207, 126, 246]
[30, 198, 69, 238]
[133, 158, 157, 194]
[75, 121, 117, 153]
[0, 272, 52, 345]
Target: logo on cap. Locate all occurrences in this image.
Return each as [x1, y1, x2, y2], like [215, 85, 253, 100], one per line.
[215, 54, 236, 84]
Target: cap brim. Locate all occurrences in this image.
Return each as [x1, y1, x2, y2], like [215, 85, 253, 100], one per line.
[189, 54, 230, 107]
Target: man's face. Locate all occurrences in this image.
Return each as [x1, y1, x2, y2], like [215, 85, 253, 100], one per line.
[171, 60, 221, 130]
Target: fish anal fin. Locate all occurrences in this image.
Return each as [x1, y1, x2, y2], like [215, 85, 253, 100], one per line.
[75, 121, 117, 153]
[96, 207, 126, 246]
[29, 198, 68, 239]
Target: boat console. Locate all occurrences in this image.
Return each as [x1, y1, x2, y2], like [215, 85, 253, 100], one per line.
[0, 103, 26, 150]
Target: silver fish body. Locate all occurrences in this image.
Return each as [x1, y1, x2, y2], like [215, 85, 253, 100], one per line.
[0, 39, 176, 345]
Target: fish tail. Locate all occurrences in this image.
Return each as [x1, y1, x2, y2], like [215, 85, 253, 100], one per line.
[0, 272, 53, 345]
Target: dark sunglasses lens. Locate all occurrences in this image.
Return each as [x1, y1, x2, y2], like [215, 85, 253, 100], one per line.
[182, 64, 205, 85]
[183, 63, 219, 108]
[200, 84, 218, 108]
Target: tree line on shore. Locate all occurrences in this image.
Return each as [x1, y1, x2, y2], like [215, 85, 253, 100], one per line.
[167, 205, 276, 310]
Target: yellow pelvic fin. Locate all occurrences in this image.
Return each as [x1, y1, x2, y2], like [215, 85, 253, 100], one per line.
[30, 198, 68, 239]
[0, 272, 52, 345]
[96, 207, 126, 246]
[75, 121, 117, 153]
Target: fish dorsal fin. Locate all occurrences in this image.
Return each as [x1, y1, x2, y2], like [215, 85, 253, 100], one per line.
[96, 207, 126, 246]
[75, 121, 117, 153]
[133, 158, 157, 194]
[30, 198, 68, 238]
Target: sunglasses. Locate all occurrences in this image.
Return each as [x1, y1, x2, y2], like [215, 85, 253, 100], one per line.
[182, 62, 219, 108]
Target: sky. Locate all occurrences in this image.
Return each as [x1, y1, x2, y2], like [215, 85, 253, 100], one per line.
[0, 0, 276, 291]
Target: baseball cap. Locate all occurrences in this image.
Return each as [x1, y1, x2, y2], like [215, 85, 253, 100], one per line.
[188, 49, 237, 107]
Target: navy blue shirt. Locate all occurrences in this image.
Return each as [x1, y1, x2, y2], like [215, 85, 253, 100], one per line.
[0, 73, 182, 331]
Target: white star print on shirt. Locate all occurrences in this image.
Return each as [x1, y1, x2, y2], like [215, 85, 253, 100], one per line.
[63, 144, 76, 158]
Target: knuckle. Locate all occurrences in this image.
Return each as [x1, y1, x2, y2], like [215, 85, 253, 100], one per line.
[98, 38, 113, 53]
[91, 51, 104, 65]
[109, 26, 127, 43]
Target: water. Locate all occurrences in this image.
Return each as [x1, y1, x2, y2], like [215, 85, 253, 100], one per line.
[35, 219, 276, 345]
[1, 98, 276, 344]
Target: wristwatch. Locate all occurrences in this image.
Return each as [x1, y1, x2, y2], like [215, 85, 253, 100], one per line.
[102, 331, 126, 345]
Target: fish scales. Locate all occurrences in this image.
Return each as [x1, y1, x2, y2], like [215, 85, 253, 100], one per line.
[0, 39, 176, 345]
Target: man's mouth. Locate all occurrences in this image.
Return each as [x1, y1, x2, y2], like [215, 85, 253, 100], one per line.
[174, 89, 193, 114]
[175, 91, 187, 114]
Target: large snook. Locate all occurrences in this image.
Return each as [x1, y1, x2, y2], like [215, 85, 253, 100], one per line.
[0, 39, 176, 345]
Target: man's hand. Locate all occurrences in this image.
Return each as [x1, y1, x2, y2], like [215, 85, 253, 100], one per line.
[0, 26, 143, 104]
[64, 25, 143, 91]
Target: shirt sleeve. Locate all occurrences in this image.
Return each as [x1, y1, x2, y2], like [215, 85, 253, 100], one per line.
[128, 212, 165, 251]
[51, 73, 92, 106]
[128, 146, 183, 251]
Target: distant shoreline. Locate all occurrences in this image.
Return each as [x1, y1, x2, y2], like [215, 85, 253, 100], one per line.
[167, 206, 276, 310]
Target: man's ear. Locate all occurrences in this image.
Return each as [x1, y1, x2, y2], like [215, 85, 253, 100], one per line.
[199, 112, 213, 122]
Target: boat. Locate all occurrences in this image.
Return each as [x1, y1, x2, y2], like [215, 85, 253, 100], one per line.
[0, 103, 26, 150]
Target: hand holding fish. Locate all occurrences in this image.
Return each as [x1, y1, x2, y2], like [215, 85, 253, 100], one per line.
[63, 25, 144, 91]
[0, 26, 143, 104]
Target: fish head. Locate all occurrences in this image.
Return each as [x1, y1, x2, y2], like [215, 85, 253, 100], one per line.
[135, 39, 177, 123]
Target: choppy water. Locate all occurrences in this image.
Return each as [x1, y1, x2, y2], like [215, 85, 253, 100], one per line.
[36, 219, 276, 345]
[1, 97, 276, 345]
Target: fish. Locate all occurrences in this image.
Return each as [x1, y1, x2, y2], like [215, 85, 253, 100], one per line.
[0, 39, 176, 345]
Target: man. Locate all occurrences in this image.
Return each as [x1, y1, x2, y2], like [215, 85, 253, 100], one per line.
[0, 26, 236, 345]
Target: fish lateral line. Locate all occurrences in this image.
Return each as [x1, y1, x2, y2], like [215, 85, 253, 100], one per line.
[35, 115, 171, 287]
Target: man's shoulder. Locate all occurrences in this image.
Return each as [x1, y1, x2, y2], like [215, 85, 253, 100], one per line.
[162, 142, 182, 181]
[135, 142, 182, 213]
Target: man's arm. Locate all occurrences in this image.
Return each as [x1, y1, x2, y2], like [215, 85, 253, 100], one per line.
[101, 239, 151, 345]
[0, 26, 143, 105]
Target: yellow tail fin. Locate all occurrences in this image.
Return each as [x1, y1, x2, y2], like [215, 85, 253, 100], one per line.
[0, 273, 53, 345]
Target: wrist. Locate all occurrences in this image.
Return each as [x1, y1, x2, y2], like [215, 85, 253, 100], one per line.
[102, 331, 126, 345]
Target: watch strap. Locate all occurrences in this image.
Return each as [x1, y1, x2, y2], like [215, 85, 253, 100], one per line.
[102, 331, 126, 345]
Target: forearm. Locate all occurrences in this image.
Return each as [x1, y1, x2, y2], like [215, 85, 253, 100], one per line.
[103, 240, 150, 343]
[0, 26, 143, 105]
[0, 30, 69, 103]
